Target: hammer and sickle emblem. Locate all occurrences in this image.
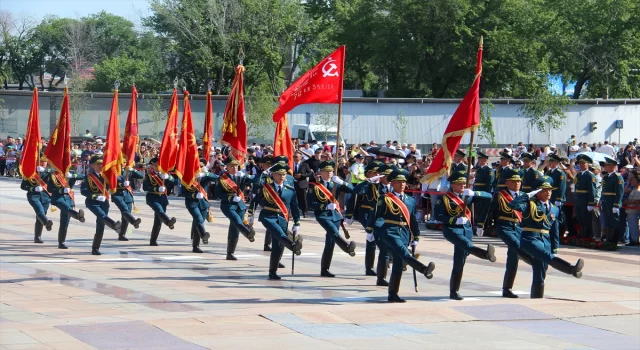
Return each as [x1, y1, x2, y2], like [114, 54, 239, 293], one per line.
[322, 57, 339, 78]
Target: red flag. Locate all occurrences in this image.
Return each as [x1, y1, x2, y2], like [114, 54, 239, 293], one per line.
[422, 38, 483, 184]
[202, 90, 214, 158]
[272, 46, 345, 123]
[273, 115, 294, 171]
[122, 85, 139, 169]
[20, 88, 42, 180]
[43, 87, 72, 175]
[175, 91, 200, 188]
[221, 65, 247, 162]
[102, 88, 122, 193]
[158, 88, 179, 173]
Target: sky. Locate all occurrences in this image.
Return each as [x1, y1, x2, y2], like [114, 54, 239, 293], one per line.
[1, 0, 151, 27]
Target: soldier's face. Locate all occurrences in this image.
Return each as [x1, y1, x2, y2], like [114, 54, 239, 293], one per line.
[604, 164, 616, 173]
[549, 160, 559, 168]
[578, 161, 589, 171]
[454, 155, 463, 163]
[39, 161, 47, 167]
[366, 171, 378, 179]
[227, 164, 238, 174]
[451, 182, 465, 193]
[391, 180, 406, 193]
[523, 160, 532, 168]
[320, 170, 332, 181]
[477, 158, 487, 166]
[537, 188, 552, 201]
[506, 179, 521, 192]
[273, 173, 285, 184]
[92, 164, 102, 173]
[500, 159, 510, 166]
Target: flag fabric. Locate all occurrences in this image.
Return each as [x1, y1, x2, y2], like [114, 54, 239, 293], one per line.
[421, 38, 483, 184]
[43, 87, 72, 176]
[174, 91, 200, 188]
[202, 90, 214, 158]
[158, 88, 179, 174]
[272, 46, 345, 123]
[102, 89, 122, 193]
[221, 65, 247, 162]
[273, 114, 294, 171]
[19, 87, 41, 180]
[122, 85, 139, 169]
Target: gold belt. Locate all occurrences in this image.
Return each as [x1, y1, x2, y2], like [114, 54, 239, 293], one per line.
[601, 192, 615, 196]
[523, 227, 549, 234]
[498, 216, 520, 223]
[384, 220, 407, 226]
[575, 190, 587, 193]
[497, 184, 506, 188]
[263, 206, 282, 213]
[361, 205, 373, 210]
[150, 192, 165, 195]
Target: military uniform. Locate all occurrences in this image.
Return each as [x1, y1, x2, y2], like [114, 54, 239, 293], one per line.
[366, 169, 435, 303]
[183, 163, 218, 253]
[451, 150, 468, 173]
[20, 167, 54, 243]
[435, 171, 495, 300]
[254, 163, 303, 280]
[142, 158, 177, 246]
[472, 152, 494, 230]
[215, 156, 257, 260]
[111, 169, 144, 241]
[520, 153, 541, 191]
[545, 154, 567, 227]
[508, 176, 584, 298]
[574, 155, 597, 238]
[600, 157, 624, 243]
[249, 156, 275, 251]
[308, 161, 356, 277]
[81, 155, 123, 255]
[493, 152, 513, 190]
[46, 170, 86, 248]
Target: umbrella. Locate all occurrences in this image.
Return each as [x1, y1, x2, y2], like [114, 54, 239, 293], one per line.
[568, 151, 609, 163]
[366, 146, 406, 159]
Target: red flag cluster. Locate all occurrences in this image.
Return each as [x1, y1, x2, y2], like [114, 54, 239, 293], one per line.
[43, 87, 72, 175]
[122, 86, 139, 169]
[19, 88, 42, 180]
[221, 65, 247, 162]
[158, 88, 180, 174]
[175, 91, 200, 188]
[102, 88, 122, 193]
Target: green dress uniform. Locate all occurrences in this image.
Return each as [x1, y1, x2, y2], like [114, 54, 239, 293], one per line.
[215, 156, 257, 260]
[545, 154, 567, 226]
[472, 152, 495, 230]
[600, 157, 624, 243]
[45, 170, 86, 248]
[308, 161, 356, 277]
[451, 150, 468, 173]
[111, 169, 144, 241]
[574, 155, 597, 238]
[493, 152, 513, 190]
[254, 163, 303, 280]
[520, 153, 540, 191]
[183, 166, 218, 252]
[143, 158, 177, 246]
[508, 176, 584, 298]
[249, 156, 275, 251]
[366, 169, 435, 303]
[435, 171, 496, 300]
[81, 155, 123, 255]
[488, 169, 533, 298]
[21, 167, 54, 243]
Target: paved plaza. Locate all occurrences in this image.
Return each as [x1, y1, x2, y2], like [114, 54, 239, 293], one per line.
[1, 178, 639, 350]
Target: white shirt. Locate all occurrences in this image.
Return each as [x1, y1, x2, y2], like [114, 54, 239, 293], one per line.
[393, 192, 405, 200]
[596, 144, 616, 157]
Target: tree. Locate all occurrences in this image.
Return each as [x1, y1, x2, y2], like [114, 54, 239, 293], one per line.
[394, 111, 407, 145]
[519, 88, 574, 144]
[312, 104, 338, 143]
[32, 16, 71, 90]
[83, 11, 138, 60]
[1, 14, 40, 89]
[478, 99, 497, 146]
[245, 83, 276, 140]
[65, 19, 97, 135]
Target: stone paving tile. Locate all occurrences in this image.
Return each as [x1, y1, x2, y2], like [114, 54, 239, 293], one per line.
[454, 303, 555, 321]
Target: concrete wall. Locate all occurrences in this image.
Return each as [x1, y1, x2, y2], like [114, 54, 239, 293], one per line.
[1, 91, 638, 151]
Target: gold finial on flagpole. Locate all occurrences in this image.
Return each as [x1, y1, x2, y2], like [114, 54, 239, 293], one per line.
[479, 36, 484, 49]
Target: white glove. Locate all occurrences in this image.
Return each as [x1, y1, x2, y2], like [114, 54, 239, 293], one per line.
[368, 175, 384, 183]
[123, 181, 130, 187]
[161, 173, 169, 179]
[612, 207, 619, 214]
[232, 196, 241, 202]
[158, 186, 166, 192]
[196, 192, 204, 199]
[462, 189, 475, 197]
[527, 189, 542, 199]
[236, 171, 245, 177]
[36, 166, 45, 172]
[327, 203, 336, 210]
[249, 215, 255, 225]
[292, 225, 299, 234]
[196, 172, 205, 179]
[35, 186, 43, 192]
[476, 228, 484, 236]
[63, 188, 70, 193]
[587, 206, 594, 212]
[456, 217, 469, 225]
[554, 201, 562, 207]
[66, 172, 73, 178]
[263, 170, 271, 176]
[96, 196, 106, 202]
[345, 217, 354, 225]
[331, 175, 345, 186]
[366, 233, 375, 242]
[128, 167, 134, 171]
[410, 240, 418, 247]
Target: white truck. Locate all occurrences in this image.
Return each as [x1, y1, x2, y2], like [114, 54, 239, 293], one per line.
[291, 124, 345, 146]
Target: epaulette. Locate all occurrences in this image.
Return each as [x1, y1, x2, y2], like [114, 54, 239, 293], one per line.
[285, 184, 295, 190]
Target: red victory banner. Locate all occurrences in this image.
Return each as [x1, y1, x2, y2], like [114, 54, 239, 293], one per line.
[421, 37, 483, 184]
[122, 85, 139, 169]
[102, 86, 122, 193]
[272, 46, 345, 123]
[43, 87, 72, 175]
[221, 65, 247, 162]
[175, 91, 200, 188]
[158, 87, 179, 173]
[273, 114, 294, 171]
[19, 87, 42, 179]
[202, 89, 214, 157]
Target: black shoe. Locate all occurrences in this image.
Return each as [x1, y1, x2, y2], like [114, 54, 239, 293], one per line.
[487, 244, 497, 262]
[573, 259, 584, 278]
[118, 236, 129, 241]
[247, 227, 256, 242]
[45, 220, 53, 231]
[202, 232, 210, 245]
[376, 279, 389, 286]
[302, 213, 307, 218]
[365, 269, 377, 276]
[91, 249, 101, 256]
[58, 243, 68, 249]
[268, 271, 281, 280]
[347, 241, 356, 257]
[502, 289, 519, 298]
[423, 262, 435, 279]
[150, 241, 159, 246]
[192, 247, 203, 253]
[321, 270, 335, 277]
[78, 209, 85, 223]
[449, 291, 464, 300]
[133, 218, 141, 229]
[387, 294, 406, 303]
[34, 237, 44, 244]
[226, 254, 237, 261]
[278, 262, 285, 268]
[264, 244, 272, 252]
[168, 217, 177, 228]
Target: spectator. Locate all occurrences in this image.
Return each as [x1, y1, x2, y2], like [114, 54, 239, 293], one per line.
[578, 142, 591, 152]
[407, 143, 422, 159]
[568, 140, 579, 157]
[596, 141, 615, 157]
[515, 142, 527, 156]
[400, 143, 410, 156]
[15, 137, 24, 151]
[84, 129, 93, 138]
[430, 143, 439, 157]
[624, 170, 640, 246]
[385, 140, 393, 149]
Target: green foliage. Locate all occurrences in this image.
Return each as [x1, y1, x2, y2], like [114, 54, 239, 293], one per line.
[519, 86, 574, 144]
[313, 104, 338, 142]
[394, 111, 408, 145]
[245, 82, 277, 140]
[478, 99, 497, 146]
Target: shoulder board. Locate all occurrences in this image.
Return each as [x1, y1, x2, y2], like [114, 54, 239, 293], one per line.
[285, 185, 295, 190]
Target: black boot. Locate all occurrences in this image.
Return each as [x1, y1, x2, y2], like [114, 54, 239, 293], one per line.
[387, 273, 406, 303]
[58, 243, 68, 249]
[518, 249, 534, 266]
[158, 212, 176, 229]
[69, 209, 85, 223]
[34, 220, 44, 243]
[91, 249, 101, 256]
[449, 271, 464, 300]
[320, 243, 335, 277]
[226, 235, 239, 260]
[279, 235, 302, 255]
[264, 230, 272, 250]
[365, 247, 376, 276]
[502, 270, 519, 298]
[193, 223, 207, 253]
[469, 244, 496, 262]
[335, 236, 356, 257]
[238, 224, 256, 242]
[264, 244, 272, 251]
[122, 211, 141, 229]
[103, 217, 122, 234]
[420, 262, 436, 279]
[118, 218, 129, 241]
[150, 224, 161, 246]
[268, 249, 281, 280]
[530, 283, 545, 298]
[376, 251, 389, 286]
[37, 213, 53, 232]
[550, 257, 584, 278]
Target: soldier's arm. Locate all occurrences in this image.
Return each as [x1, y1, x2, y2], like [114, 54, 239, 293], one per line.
[365, 198, 383, 233]
[344, 183, 364, 218]
[550, 208, 560, 254]
[142, 175, 153, 192]
[409, 199, 420, 240]
[339, 182, 354, 194]
[557, 173, 567, 202]
[80, 180, 93, 199]
[488, 169, 495, 192]
[289, 187, 301, 225]
[507, 193, 530, 212]
[588, 173, 596, 205]
[471, 190, 493, 201]
[614, 175, 624, 207]
[68, 173, 85, 188]
[434, 197, 453, 224]
[130, 170, 144, 179]
[20, 179, 33, 191]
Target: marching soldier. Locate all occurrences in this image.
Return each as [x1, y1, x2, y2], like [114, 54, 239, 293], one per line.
[494, 152, 513, 191]
[254, 163, 304, 280]
[367, 169, 435, 302]
[435, 171, 496, 300]
[81, 155, 123, 255]
[216, 156, 257, 260]
[452, 150, 468, 173]
[489, 169, 533, 298]
[508, 176, 584, 298]
[143, 158, 177, 246]
[272, 155, 296, 186]
[472, 151, 494, 234]
[308, 160, 356, 277]
[601, 157, 624, 244]
[545, 154, 567, 228]
[46, 168, 86, 249]
[521, 153, 540, 191]
[183, 158, 218, 253]
[20, 157, 54, 243]
[111, 164, 143, 241]
[251, 155, 274, 251]
[574, 154, 597, 238]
